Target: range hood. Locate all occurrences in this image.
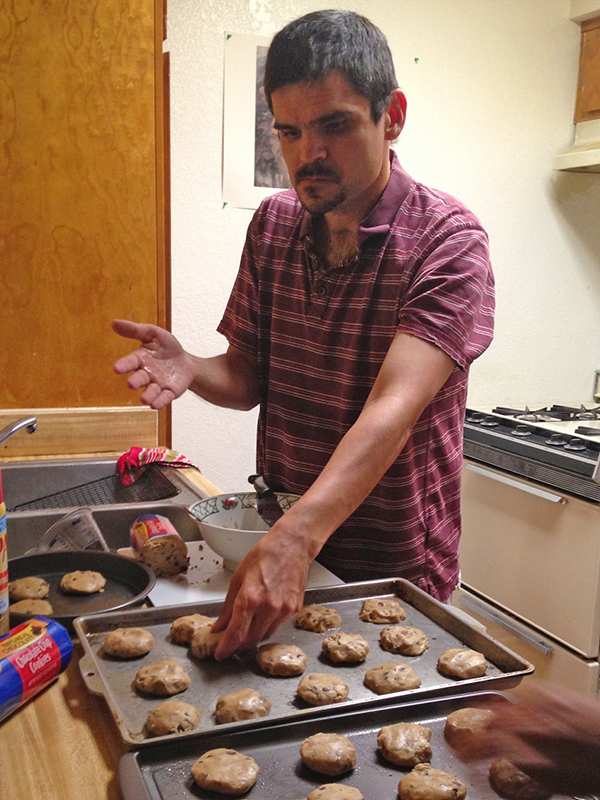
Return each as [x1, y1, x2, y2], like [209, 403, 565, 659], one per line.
[554, 119, 600, 173]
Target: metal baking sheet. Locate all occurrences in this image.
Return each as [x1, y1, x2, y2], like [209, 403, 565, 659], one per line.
[8, 551, 156, 635]
[118, 691, 567, 800]
[74, 578, 533, 746]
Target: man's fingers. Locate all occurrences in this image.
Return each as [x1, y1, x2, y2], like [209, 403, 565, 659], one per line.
[111, 319, 155, 343]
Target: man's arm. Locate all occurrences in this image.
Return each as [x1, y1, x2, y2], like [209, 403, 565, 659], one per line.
[212, 330, 456, 658]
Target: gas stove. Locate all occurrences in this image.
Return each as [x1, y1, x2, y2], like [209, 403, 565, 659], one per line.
[463, 405, 600, 503]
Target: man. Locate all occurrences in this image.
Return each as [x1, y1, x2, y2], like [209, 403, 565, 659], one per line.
[112, 10, 494, 659]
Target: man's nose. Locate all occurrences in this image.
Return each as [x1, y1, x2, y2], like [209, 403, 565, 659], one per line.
[300, 131, 327, 164]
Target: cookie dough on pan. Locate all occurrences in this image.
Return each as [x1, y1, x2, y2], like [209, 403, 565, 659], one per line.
[190, 626, 224, 659]
[215, 688, 272, 724]
[191, 748, 260, 795]
[135, 658, 190, 696]
[321, 631, 370, 663]
[297, 672, 349, 705]
[296, 604, 342, 633]
[398, 764, 467, 800]
[10, 599, 54, 615]
[379, 625, 429, 656]
[146, 699, 200, 736]
[60, 570, 106, 594]
[377, 722, 432, 767]
[300, 732, 356, 776]
[102, 627, 154, 658]
[307, 785, 364, 800]
[170, 613, 214, 644]
[444, 707, 494, 748]
[489, 758, 552, 800]
[9, 576, 49, 601]
[438, 648, 487, 679]
[359, 597, 406, 623]
[256, 643, 308, 676]
[364, 662, 421, 694]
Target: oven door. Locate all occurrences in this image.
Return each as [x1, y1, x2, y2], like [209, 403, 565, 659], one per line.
[459, 460, 600, 658]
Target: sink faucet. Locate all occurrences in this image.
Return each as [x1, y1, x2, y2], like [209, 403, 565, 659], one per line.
[0, 416, 38, 447]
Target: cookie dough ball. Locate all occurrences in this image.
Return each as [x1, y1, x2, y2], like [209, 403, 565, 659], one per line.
[300, 732, 356, 776]
[191, 748, 260, 795]
[364, 662, 421, 694]
[215, 688, 272, 724]
[297, 673, 350, 706]
[190, 626, 224, 659]
[399, 764, 467, 800]
[10, 599, 54, 615]
[135, 658, 190, 696]
[256, 643, 308, 676]
[296, 604, 342, 633]
[438, 648, 487, 679]
[307, 785, 364, 800]
[9, 576, 49, 601]
[359, 597, 406, 624]
[60, 570, 106, 594]
[146, 700, 200, 736]
[102, 627, 154, 658]
[444, 707, 494, 748]
[380, 625, 429, 657]
[321, 631, 370, 663]
[377, 722, 432, 767]
[489, 758, 552, 800]
[170, 614, 214, 644]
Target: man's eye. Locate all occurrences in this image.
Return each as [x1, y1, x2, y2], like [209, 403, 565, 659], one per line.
[278, 129, 300, 140]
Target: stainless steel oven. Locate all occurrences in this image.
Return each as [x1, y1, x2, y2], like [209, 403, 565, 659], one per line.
[456, 406, 600, 697]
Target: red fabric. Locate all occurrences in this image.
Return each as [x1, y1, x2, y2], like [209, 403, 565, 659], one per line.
[117, 448, 200, 486]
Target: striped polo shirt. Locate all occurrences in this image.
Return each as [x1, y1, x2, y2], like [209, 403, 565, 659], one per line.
[218, 151, 494, 601]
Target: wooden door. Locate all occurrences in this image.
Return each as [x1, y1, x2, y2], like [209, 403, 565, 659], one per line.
[575, 15, 600, 122]
[0, 0, 169, 457]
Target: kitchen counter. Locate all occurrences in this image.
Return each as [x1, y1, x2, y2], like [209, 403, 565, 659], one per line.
[0, 469, 341, 800]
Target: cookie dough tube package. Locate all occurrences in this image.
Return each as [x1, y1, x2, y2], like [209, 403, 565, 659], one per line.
[130, 514, 189, 577]
[0, 617, 73, 723]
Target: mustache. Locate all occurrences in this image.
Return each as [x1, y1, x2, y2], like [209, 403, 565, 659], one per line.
[295, 163, 340, 182]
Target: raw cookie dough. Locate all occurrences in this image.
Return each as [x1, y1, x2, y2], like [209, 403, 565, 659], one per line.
[10, 599, 54, 615]
[444, 707, 495, 748]
[102, 627, 154, 658]
[398, 764, 467, 800]
[146, 699, 200, 736]
[364, 662, 421, 694]
[307, 785, 364, 800]
[191, 748, 260, 795]
[377, 722, 432, 767]
[359, 597, 406, 624]
[297, 672, 350, 706]
[321, 631, 370, 663]
[190, 626, 224, 659]
[300, 732, 356, 776]
[380, 625, 429, 657]
[8, 576, 49, 601]
[296, 604, 342, 633]
[215, 688, 272, 724]
[135, 658, 190, 696]
[489, 758, 552, 800]
[256, 643, 308, 676]
[438, 648, 487, 679]
[60, 570, 106, 594]
[170, 613, 215, 644]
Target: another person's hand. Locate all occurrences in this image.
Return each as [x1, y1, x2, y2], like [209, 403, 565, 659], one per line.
[455, 681, 600, 796]
[211, 524, 312, 660]
[112, 320, 197, 409]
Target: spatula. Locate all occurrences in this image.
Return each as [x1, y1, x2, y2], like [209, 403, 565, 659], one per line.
[248, 474, 284, 527]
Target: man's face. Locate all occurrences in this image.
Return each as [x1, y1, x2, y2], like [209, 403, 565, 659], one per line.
[271, 71, 391, 218]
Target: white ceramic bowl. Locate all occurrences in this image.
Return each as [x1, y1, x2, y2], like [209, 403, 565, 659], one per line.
[189, 491, 300, 571]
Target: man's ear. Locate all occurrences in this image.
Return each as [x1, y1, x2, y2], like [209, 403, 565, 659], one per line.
[384, 89, 407, 139]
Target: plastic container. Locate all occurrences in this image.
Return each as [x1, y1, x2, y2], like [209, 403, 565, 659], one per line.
[0, 469, 8, 635]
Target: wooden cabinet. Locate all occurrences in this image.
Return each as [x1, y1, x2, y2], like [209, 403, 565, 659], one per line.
[0, 0, 170, 457]
[575, 15, 600, 122]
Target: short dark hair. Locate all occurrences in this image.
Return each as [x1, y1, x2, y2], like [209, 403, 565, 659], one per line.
[264, 10, 398, 122]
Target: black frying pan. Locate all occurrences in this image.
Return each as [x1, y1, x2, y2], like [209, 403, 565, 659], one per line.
[8, 551, 156, 635]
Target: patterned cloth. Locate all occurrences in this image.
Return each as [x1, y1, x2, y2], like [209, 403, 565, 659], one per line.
[117, 447, 200, 486]
[218, 152, 494, 601]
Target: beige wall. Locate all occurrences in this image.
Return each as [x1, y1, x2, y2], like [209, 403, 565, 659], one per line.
[166, 0, 600, 492]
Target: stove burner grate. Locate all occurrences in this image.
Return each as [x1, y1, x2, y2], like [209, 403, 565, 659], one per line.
[491, 404, 600, 422]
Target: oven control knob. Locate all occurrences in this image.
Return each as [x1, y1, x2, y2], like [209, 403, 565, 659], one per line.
[565, 437, 587, 451]
[469, 412, 484, 423]
[480, 416, 499, 427]
[546, 433, 567, 446]
[511, 425, 532, 437]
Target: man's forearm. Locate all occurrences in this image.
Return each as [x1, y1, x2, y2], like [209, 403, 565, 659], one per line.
[188, 347, 260, 410]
